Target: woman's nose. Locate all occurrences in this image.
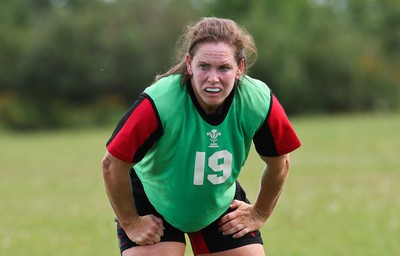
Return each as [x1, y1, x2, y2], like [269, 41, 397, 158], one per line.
[208, 69, 219, 84]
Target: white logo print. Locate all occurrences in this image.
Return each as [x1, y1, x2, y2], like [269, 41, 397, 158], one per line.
[207, 129, 221, 148]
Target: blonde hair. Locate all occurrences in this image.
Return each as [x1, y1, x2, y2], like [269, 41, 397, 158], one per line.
[155, 17, 257, 84]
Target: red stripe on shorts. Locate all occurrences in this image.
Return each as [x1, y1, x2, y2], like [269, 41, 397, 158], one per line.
[188, 231, 210, 254]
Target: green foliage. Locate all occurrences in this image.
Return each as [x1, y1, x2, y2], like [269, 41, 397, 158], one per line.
[0, 0, 399, 130]
[0, 93, 125, 131]
[209, 0, 400, 114]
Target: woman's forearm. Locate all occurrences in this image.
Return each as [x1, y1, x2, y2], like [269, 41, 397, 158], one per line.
[102, 152, 139, 227]
[253, 154, 290, 220]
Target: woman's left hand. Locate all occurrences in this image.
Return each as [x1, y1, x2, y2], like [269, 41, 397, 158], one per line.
[218, 199, 267, 238]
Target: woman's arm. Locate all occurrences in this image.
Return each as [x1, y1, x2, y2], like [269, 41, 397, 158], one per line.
[102, 151, 164, 245]
[253, 154, 290, 221]
[219, 154, 290, 238]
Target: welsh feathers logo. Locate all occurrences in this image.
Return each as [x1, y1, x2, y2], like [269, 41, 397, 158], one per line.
[207, 129, 221, 148]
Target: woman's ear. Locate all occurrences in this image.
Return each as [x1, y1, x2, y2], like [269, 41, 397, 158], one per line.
[186, 54, 193, 75]
[236, 58, 245, 79]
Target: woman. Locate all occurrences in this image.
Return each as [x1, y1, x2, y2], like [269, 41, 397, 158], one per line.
[102, 17, 301, 256]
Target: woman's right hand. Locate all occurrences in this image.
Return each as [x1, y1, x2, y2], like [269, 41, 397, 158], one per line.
[123, 215, 165, 246]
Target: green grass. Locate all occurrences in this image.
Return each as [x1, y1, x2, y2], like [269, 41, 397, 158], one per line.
[1, 113, 399, 255]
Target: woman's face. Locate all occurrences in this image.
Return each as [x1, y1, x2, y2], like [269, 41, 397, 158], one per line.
[186, 42, 244, 114]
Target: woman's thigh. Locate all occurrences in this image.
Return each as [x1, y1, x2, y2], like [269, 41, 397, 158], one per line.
[188, 182, 263, 255]
[122, 241, 186, 256]
[197, 244, 264, 256]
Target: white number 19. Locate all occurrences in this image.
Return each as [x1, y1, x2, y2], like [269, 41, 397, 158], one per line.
[193, 150, 232, 185]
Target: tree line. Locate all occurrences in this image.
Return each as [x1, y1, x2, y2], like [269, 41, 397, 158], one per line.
[0, 0, 399, 130]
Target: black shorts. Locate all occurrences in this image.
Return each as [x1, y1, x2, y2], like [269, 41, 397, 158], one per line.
[116, 169, 263, 254]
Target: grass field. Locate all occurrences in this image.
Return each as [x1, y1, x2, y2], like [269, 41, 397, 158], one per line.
[1, 113, 399, 255]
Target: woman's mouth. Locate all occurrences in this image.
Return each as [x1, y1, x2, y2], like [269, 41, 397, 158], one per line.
[205, 87, 221, 93]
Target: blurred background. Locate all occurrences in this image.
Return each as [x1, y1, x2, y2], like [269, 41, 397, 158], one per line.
[0, 0, 399, 131]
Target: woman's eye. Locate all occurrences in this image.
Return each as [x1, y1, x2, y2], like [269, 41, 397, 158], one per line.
[200, 64, 209, 70]
[220, 66, 231, 71]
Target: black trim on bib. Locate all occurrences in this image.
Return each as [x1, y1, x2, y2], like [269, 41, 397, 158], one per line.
[186, 81, 235, 126]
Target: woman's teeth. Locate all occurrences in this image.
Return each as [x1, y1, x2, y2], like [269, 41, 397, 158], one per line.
[205, 88, 221, 93]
